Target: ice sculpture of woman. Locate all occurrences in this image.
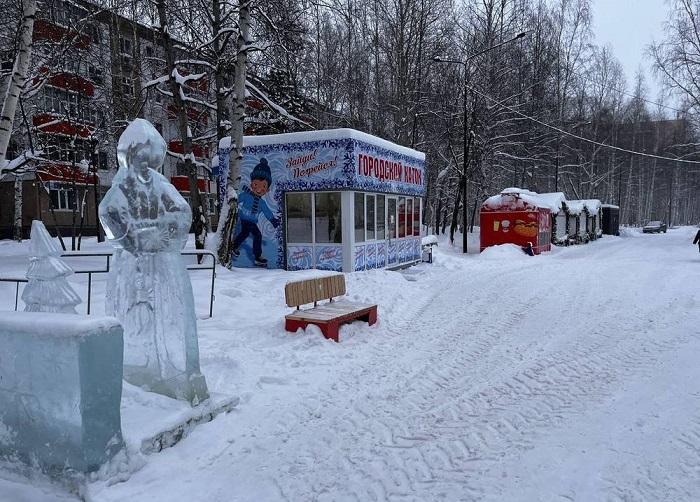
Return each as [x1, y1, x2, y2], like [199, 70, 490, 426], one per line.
[99, 119, 208, 405]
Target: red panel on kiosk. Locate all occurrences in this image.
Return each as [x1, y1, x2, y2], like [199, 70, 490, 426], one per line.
[480, 191, 552, 255]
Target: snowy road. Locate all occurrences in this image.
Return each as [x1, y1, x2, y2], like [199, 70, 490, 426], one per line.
[2, 228, 700, 501]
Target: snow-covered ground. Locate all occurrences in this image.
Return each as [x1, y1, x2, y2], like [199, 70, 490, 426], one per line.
[1, 227, 699, 501]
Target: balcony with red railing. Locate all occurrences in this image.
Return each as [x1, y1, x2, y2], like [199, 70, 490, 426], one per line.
[33, 18, 91, 49]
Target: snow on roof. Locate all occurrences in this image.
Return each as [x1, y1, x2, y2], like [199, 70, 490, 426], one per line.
[601, 203, 619, 209]
[564, 200, 585, 215]
[482, 188, 564, 212]
[567, 199, 602, 214]
[242, 128, 425, 161]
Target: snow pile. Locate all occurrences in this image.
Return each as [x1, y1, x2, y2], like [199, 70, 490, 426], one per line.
[421, 235, 438, 246]
[619, 226, 643, 238]
[478, 243, 529, 260]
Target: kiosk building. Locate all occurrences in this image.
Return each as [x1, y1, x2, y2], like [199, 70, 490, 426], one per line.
[228, 129, 426, 272]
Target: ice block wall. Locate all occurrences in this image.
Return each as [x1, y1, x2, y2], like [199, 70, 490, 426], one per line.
[0, 312, 124, 474]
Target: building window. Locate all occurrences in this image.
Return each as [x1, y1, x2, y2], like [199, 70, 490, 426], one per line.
[40, 134, 91, 164]
[377, 195, 385, 240]
[388, 197, 397, 239]
[365, 194, 375, 240]
[405, 198, 413, 237]
[121, 76, 134, 97]
[413, 197, 421, 236]
[49, 187, 76, 211]
[286, 193, 313, 243]
[354, 192, 365, 242]
[398, 197, 406, 238]
[39, 86, 99, 123]
[314, 192, 341, 244]
[119, 37, 132, 56]
[88, 64, 103, 85]
[98, 151, 109, 170]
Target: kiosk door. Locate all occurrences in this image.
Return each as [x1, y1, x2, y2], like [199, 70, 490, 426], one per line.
[387, 196, 398, 266]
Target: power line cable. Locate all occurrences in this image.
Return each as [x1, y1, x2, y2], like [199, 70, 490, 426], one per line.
[468, 84, 700, 165]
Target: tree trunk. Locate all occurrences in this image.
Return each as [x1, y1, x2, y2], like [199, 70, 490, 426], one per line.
[0, 0, 36, 171]
[155, 0, 207, 255]
[216, 0, 251, 266]
[13, 177, 22, 241]
[449, 181, 463, 244]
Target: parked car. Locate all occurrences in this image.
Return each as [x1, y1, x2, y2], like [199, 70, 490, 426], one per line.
[642, 221, 667, 233]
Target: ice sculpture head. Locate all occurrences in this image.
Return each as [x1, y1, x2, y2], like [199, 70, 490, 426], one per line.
[116, 119, 167, 175]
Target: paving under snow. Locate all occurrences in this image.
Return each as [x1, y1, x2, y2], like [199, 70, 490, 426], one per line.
[1, 227, 699, 501]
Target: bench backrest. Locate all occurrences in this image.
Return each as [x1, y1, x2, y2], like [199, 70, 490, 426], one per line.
[285, 274, 346, 308]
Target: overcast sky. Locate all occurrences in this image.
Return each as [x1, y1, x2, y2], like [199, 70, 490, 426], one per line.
[591, 0, 669, 102]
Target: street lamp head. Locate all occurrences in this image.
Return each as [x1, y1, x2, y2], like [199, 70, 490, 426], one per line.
[516, 31, 528, 39]
[433, 56, 443, 63]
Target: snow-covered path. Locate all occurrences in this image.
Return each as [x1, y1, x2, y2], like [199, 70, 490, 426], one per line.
[2, 228, 700, 501]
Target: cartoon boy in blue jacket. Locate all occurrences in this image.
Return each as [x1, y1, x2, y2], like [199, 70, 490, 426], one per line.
[232, 157, 280, 266]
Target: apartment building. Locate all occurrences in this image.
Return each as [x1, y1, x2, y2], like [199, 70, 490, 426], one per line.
[0, 0, 218, 239]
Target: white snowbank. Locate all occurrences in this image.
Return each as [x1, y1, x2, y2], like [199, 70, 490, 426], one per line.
[478, 243, 529, 260]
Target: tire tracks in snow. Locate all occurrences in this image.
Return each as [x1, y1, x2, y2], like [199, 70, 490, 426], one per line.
[271, 248, 699, 501]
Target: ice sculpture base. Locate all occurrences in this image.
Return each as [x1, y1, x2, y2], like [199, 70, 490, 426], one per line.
[0, 312, 124, 475]
[123, 365, 209, 406]
[120, 382, 238, 454]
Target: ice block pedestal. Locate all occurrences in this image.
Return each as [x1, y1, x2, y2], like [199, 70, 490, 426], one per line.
[0, 312, 125, 474]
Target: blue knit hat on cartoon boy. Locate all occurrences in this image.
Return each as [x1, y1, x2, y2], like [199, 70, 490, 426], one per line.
[251, 158, 272, 186]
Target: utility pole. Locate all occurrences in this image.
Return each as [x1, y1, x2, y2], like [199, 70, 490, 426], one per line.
[434, 31, 527, 253]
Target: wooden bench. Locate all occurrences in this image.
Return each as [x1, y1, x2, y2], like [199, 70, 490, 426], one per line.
[284, 274, 377, 342]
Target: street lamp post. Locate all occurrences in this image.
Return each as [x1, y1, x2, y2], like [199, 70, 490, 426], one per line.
[434, 31, 527, 253]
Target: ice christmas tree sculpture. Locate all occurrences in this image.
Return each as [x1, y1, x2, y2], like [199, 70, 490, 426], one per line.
[22, 220, 81, 313]
[99, 119, 209, 405]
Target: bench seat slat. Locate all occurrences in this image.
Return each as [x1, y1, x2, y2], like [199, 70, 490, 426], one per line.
[285, 301, 376, 322]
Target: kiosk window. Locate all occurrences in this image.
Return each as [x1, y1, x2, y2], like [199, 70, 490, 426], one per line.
[286, 193, 312, 243]
[388, 198, 397, 239]
[398, 197, 406, 238]
[413, 197, 421, 236]
[315, 192, 342, 243]
[366, 194, 375, 240]
[406, 198, 413, 236]
[377, 195, 385, 240]
[354, 192, 365, 242]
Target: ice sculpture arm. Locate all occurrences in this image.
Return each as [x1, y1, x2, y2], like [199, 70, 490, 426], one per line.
[99, 186, 133, 249]
[161, 181, 192, 250]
